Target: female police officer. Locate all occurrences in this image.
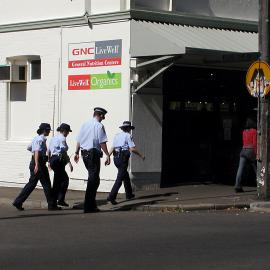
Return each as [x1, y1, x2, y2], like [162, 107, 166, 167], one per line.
[107, 121, 145, 205]
[49, 123, 73, 208]
[13, 123, 54, 210]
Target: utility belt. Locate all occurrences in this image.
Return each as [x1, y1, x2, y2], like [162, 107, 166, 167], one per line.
[113, 148, 130, 162]
[51, 152, 70, 165]
[81, 148, 103, 158]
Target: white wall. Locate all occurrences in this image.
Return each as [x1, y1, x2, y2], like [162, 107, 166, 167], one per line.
[0, 0, 85, 25]
[90, 0, 126, 14]
[131, 91, 163, 173]
[0, 28, 61, 186]
[0, 21, 131, 192]
[61, 21, 130, 192]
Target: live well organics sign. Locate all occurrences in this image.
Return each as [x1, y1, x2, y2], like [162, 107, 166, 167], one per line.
[68, 72, 121, 90]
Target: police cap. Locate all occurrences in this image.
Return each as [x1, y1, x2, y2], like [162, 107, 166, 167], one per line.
[57, 123, 72, 132]
[94, 107, 108, 115]
[38, 123, 52, 131]
[119, 121, 135, 130]
[37, 123, 52, 134]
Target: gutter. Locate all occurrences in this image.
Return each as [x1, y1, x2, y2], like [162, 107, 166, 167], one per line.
[0, 11, 131, 33]
[0, 9, 258, 33]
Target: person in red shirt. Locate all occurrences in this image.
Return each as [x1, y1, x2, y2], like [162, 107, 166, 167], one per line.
[235, 118, 257, 193]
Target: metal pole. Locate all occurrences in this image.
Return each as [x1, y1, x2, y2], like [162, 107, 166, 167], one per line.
[258, 0, 270, 199]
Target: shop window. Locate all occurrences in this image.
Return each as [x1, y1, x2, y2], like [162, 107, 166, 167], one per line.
[10, 82, 27, 101]
[0, 65, 11, 81]
[134, 0, 170, 11]
[31, 60, 41, 80]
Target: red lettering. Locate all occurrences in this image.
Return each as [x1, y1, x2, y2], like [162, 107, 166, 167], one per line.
[72, 48, 94, 56]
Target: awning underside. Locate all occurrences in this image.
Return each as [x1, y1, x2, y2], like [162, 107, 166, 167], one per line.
[130, 20, 258, 58]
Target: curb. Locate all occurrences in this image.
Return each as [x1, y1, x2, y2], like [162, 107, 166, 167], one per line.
[134, 203, 250, 212]
[0, 198, 251, 212]
[250, 202, 270, 213]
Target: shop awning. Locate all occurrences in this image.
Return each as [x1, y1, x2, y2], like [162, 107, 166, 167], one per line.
[131, 20, 258, 57]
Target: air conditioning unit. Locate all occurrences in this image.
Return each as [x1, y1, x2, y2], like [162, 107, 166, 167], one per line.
[11, 65, 28, 82]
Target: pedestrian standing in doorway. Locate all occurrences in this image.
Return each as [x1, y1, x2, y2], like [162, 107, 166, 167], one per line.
[74, 107, 110, 213]
[13, 123, 55, 211]
[49, 123, 73, 208]
[107, 121, 145, 205]
[234, 118, 257, 193]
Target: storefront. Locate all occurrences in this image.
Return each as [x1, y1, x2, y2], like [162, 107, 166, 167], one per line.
[0, 0, 259, 191]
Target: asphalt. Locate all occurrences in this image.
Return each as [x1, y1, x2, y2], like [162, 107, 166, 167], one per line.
[0, 183, 264, 212]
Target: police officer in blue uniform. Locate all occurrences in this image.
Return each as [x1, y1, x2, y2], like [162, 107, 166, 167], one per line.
[74, 107, 110, 213]
[49, 123, 73, 208]
[13, 123, 55, 210]
[107, 121, 145, 205]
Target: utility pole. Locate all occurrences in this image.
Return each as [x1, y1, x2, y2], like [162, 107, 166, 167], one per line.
[258, 0, 270, 199]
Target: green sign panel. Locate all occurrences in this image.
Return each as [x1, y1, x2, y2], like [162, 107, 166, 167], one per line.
[91, 72, 121, 90]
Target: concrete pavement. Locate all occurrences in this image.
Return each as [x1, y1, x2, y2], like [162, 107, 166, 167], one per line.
[0, 184, 260, 212]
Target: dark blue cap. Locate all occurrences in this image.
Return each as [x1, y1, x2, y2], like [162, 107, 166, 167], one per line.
[37, 123, 52, 134]
[38, 123, 52, 131]
[94, 107, 107, 115]
[119, 121, 135, 130]
[57, 123, 72, 132]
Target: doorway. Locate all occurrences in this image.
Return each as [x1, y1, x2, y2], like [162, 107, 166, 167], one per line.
[161, 66, 257, 187]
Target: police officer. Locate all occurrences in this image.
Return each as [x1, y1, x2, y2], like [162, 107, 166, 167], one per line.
[107, 121, 145, 205]
[49, 123, 73, 208]
[74, 107, 110, 213]
[13, 123, 55, 211]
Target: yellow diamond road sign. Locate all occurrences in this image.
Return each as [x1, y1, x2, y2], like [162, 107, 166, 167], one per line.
[246, 60, 270, 97]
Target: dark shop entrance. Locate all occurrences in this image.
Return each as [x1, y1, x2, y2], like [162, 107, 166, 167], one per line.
[161, 66, 257, 187]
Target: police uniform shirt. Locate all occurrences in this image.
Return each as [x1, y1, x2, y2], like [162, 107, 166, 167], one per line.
[30, 135, 47, 156]
[76, 118, 108, 151]
[49, 133, 68, 156]
[112, 131, 135, 151]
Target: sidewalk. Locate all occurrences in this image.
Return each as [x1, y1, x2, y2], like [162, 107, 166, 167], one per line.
[0, 184, 260, 212]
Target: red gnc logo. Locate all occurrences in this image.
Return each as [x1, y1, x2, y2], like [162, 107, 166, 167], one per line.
[72, 48, 94, 56]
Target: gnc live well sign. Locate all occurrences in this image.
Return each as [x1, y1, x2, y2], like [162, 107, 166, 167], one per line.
[68, 39, 122, 91]
[68, 39, 122, 68]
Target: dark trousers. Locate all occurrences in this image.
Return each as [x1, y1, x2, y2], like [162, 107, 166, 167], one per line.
[14, 157, 52, 206]
[82, 149, 101, 211]
[50, 155, 69, 206]
[108, 151, 133, 200]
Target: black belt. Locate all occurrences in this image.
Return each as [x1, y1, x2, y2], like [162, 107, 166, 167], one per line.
[81, 148, 103, 158]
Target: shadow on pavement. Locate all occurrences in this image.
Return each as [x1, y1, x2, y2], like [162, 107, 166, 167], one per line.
[72, 198, 166, 211]
[0, 208, 117, 221]
[113, 199, 166, 211]
[126, 192, 179, 201]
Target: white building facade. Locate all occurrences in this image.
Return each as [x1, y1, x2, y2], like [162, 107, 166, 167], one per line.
[0, 0, 259, 191]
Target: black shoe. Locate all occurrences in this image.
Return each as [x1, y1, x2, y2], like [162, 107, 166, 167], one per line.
[84, 207, 100, 213]
[48, 206, 62, 211]
[126, 194, 135, 200]
[107, 197, 118, 205]
[58, 201, 69, 207]
[235, 187, 244, 193]
[12, 202, 24, 211]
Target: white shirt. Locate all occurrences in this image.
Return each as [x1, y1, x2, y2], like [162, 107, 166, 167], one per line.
[112, 131, 135, 151]
[76, 118, 108, 151]
[27, 134, 47, 156]
[49, 133, 68, 156]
